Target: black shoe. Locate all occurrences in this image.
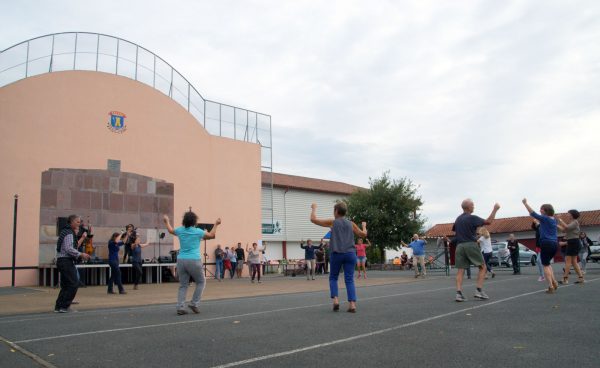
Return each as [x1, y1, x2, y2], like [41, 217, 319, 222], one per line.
[177, 309, 188, 315]
[333, 304, 340, 312]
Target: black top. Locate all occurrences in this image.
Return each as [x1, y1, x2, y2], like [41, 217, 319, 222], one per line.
[507, 240, 519, 254]
[453, 213, 485, 243]
[235, 247, 245, 261]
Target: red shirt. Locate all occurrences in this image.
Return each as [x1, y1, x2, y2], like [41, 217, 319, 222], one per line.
[356, 244, 367, 257]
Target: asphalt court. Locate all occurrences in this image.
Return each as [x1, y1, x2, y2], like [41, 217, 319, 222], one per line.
[1, 267, 599, 368]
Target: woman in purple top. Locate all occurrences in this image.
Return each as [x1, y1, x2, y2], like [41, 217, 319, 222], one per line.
[522, 199, 559, 293]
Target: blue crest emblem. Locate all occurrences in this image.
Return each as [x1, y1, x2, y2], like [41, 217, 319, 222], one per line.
[107, 111, 127, 133]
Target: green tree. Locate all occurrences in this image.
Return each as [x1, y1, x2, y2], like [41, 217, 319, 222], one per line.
[346, 172, 425, 264]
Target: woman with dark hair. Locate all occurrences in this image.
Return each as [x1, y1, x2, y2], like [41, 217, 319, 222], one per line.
[131, 236, 150, 290]
[164, 212, 221, 315]
[579, 232, 592, 274]
[310, 202, 367, 313]
[246, 242, 267, 283]
[557, 210, 584, 284]
[107, 232, 126, 294]
[522, 199, 559, 293]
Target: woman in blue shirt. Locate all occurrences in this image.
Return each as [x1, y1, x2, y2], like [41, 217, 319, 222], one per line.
[131, 236, 150, 290]
[164, 212, 221, 315]
[522, 199, 559, 293]
[107, 232, 126, 295]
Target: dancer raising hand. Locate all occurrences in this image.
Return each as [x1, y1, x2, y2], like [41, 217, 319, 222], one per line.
[310, 202, 367, 313]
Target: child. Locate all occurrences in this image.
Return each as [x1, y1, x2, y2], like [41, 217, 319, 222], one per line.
[310, 202, 367, 313]
[522, 199, 558, 293]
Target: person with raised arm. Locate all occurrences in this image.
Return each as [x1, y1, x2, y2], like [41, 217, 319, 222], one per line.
[401, 234, 427, 278]
[453, 199, 500, 302]
[355, 238, 371, 279]
[522, 199, 559, 293]
[107, 232, 126, 295]
[556, 210, 584, 285]
[246, 242, 267, 283]
[131, 236, 150, 290]
[164, 212, 221, 315]
[54, 215, 91, 313]
[310, 202, 367, 313]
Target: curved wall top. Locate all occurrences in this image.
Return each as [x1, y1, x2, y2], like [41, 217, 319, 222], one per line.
[0, 32, 274, 223]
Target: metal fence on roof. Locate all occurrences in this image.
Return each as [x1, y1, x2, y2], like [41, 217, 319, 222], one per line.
[0, 32, 274, 225]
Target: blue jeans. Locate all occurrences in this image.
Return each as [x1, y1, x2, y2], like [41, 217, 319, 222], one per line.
[215, 259, 223, 279]
[107, 260, 124, 292]
[229, 262, 236, 278]
[329, 252, 357, 302]
[482, 252, 493, 273]
[536, 251, 544, 277]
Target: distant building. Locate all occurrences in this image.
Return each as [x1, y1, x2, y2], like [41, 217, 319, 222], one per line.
[261, 172, 362, 260]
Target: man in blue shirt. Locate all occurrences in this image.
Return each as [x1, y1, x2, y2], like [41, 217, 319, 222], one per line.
[301, 239, 322, 280]
[402, 234, 427, 278]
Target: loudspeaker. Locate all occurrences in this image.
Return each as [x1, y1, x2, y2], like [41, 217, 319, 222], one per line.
[56, 217, 68, 234]
[196, 223, 214, 231]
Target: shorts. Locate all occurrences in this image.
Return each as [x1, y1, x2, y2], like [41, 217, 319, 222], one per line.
[540, 241, 557, 266]
[455, 242, 484, 269]
[236, 261, 245, 270]
[565, 239, 581, 256]
[357, 256, 367, 263]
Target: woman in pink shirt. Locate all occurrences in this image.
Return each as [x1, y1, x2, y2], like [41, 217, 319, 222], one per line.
[355, 238, 371, 279]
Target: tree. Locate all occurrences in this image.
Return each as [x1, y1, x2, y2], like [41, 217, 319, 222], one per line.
[346, 172, 425, 264]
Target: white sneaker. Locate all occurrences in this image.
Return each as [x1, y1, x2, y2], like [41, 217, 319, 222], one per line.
[455, 293, 466, 302]
[474, 291, 489, 300]
[538, 276, 545, 282]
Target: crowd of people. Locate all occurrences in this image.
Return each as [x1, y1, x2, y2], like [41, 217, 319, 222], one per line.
[53, 198, 594, 314]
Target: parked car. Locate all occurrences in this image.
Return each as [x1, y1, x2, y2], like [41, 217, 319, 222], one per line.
[490, 242, 537, 267]
[589, 244, 600, 262]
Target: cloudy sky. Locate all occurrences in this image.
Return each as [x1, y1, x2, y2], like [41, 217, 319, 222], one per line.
[2, 0, 599, 227]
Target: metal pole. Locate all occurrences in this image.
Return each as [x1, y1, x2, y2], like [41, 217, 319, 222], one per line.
[11, 195, 18, 287]
[49, 35, 55, 72]
[25, 42, 29, 78]
[73, 33, 78, 70]
[95, 34, 99, 71]
[135, 45, 138, 80]
[115, 39, 120, 75]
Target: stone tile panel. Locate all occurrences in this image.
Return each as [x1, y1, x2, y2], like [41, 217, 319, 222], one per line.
[41, 188, 57, 208]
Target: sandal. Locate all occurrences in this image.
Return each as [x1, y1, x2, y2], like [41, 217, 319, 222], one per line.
[333, 304, 340, 312]
[575, 277, 585, 284]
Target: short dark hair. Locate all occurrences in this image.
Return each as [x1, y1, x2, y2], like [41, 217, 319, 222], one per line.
[334, 202, 347, 216]
[182, 211, 198, 228]
[126, 224, 134, 230]
[568, 209, 580, 219]
[110, 232, 120, 242]
[67, 214, 79, 224]
[541, 204, 555, 216]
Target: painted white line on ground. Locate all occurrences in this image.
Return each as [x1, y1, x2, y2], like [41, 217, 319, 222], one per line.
[12, 277, 526, 343]
[0, 276, 521, 325]
[209, 278, 599, 368]
[0, 334, 57, 368]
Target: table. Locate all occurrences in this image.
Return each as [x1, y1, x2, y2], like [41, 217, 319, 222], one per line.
[39, 263, 178, 287]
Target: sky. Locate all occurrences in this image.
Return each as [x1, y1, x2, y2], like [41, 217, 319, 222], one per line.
[1, 0, 599, 227]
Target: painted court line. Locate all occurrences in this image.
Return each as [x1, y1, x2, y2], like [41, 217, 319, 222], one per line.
[12, 279, 521, 344]
[0, 276, 519, 325]
[10, 277, 526, 343]
[210, 278, 599, 368]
